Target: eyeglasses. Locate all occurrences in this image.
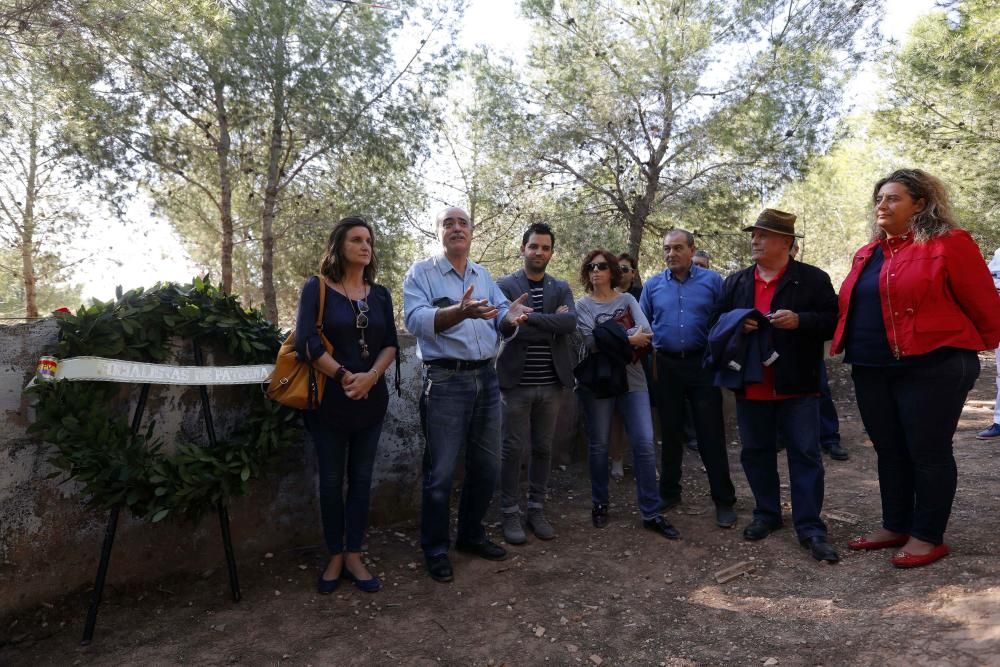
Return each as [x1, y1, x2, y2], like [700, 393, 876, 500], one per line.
[354, 299, 369, 329]
[587, 262, 610, 272]
[619, 265, 633, 273]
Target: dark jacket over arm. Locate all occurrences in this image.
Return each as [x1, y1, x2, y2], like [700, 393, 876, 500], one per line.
[712, 258, 838, 395]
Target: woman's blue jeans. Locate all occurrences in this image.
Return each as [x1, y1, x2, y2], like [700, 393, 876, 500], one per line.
[304, 413, 383, 554]
[579, 389, 661, 520]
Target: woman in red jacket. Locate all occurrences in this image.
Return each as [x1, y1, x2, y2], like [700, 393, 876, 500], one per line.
[831, 169, 1000, 568]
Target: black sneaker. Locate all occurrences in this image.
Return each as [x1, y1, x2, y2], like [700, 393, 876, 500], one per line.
[800, 536, 840, 563]
[822, 441, 849, 461]
[454, 539, 507, 561]
[592, 503, 609, 529]
[425, 554, 454, 583]
[743, 519, 782, 541]
[642, 515, 680, 540]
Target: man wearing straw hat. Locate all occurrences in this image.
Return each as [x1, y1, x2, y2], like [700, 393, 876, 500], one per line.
[712, 209, 840, 563]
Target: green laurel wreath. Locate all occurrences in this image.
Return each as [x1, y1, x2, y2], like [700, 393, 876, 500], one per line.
[27, 277, 299, 523]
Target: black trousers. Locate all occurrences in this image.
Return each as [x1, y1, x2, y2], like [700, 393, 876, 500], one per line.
[850, 348, 979, 545]
[654, 352, 736, 506]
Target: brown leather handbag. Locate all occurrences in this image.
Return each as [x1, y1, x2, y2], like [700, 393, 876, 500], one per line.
[266, 277, 334, 410]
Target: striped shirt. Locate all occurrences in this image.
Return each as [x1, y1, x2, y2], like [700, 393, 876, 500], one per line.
[521, 279, 558, 386]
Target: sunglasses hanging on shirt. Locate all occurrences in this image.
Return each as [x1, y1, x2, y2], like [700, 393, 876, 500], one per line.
[343, 286, 371, 359]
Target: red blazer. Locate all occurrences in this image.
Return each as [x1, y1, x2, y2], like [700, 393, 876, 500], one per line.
[831, 229, 1000, 358]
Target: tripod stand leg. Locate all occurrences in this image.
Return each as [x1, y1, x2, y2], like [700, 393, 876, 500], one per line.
[81, 505, 120, 645]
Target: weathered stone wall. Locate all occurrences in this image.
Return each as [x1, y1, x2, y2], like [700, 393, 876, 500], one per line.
[0, 321, 428, 614]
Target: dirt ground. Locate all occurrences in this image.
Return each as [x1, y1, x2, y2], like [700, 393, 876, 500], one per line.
[3, 355, 1000, 667]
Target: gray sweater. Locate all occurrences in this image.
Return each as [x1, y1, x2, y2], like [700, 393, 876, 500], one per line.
[575, 293, 651, 393]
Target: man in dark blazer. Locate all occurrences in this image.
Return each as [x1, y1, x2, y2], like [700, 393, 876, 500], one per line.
[495, 223, 577, 544]
[712, 209, 840, 564]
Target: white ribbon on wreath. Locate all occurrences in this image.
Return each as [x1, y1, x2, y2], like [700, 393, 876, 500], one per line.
[27, 356, 275, 388]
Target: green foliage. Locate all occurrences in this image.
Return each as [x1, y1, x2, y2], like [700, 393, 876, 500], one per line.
[0, 247, 84, 317]
[26, 276, 298, 522]
[53, 0, 454, 321]
[470, 0, 883, 267]
[775, 116, 900, 285]
[0, 40, 97, 317]
[879, 0, 1000, 252]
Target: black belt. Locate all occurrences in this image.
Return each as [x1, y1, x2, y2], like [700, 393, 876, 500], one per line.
[425, 358, 492, 371]
[657, 347, 705, 360]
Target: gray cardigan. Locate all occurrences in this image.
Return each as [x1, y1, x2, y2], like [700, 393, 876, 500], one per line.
[495, 269, 577, 390]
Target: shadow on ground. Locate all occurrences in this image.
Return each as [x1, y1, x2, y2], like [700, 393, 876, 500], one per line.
[3, 355, 999, 666]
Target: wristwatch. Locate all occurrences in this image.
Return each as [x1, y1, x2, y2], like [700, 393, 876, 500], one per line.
[334, 366, 347, 384]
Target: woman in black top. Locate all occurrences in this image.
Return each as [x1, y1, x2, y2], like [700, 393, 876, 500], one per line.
[294, 217, 398, 594]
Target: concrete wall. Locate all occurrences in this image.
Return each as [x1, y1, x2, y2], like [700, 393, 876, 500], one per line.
[0, 321, 428, 614]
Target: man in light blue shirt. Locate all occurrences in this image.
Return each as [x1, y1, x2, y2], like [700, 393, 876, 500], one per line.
[403, 206, 531, 583]
[640, 229, 737, 529]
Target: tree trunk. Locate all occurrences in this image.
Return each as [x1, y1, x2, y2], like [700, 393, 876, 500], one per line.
[260, 6, 286, 323]
[627, 167, 661, 267]
[211, 68, 234, 294]
[21, 101, 39, 319]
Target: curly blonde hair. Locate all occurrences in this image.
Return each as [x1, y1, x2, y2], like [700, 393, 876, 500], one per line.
[871, 169, 958, 242]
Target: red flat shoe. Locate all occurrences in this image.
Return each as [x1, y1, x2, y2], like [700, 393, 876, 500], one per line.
[891, 543, 950, 568]
[847, 534, 909, 551]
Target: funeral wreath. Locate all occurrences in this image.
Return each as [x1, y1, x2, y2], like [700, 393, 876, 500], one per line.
[27, 277, 299, 522]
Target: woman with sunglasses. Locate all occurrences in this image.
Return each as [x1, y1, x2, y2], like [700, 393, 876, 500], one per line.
[295, 217, 399, 593]
[575, 249, 679, 539]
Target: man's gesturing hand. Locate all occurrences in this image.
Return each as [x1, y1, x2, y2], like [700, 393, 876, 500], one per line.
[459, 285, 499, 320]
[504, 292, 533, 327]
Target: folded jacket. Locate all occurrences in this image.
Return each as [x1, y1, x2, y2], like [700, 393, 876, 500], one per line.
[705, 308, 778, 389]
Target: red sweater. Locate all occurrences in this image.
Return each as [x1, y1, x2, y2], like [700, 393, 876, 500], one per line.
[832, 229, 1000, 358]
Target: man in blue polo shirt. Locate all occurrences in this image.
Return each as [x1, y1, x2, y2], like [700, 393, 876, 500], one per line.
[640, 229, 737, 529]
[403, 206, 532, 583]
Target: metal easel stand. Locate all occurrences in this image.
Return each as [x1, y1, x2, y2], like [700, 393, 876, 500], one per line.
[80, 340, 242, 645]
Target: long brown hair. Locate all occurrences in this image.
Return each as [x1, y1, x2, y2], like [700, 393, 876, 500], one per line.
[871, 169, 958, 243]
[319, 217, 379, 283]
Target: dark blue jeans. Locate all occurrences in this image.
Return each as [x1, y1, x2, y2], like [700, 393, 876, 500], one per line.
[419, 364, 502, 557]
[736, 396, 827, 540]
[850, 348, 979, 545]
[304, 413, 383, 554]
[579, 389, 661, 520]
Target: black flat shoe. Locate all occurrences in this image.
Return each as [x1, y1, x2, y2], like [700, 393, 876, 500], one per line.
[592, 503, 609, 529]
[454, 539, 507, 561]
[822, 442, 849, 461]
[425, 554, 454, 583]
[715, 503, 737, 529]
[317, 574, 340, 595]
[800, 535, 840, 563]
[743, 519, 782, 541]
[342, 568, 381, 593]
[642, 515, 680, 540]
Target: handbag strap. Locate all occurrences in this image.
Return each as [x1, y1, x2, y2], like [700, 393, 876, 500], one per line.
[315, 274, 327, 336]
